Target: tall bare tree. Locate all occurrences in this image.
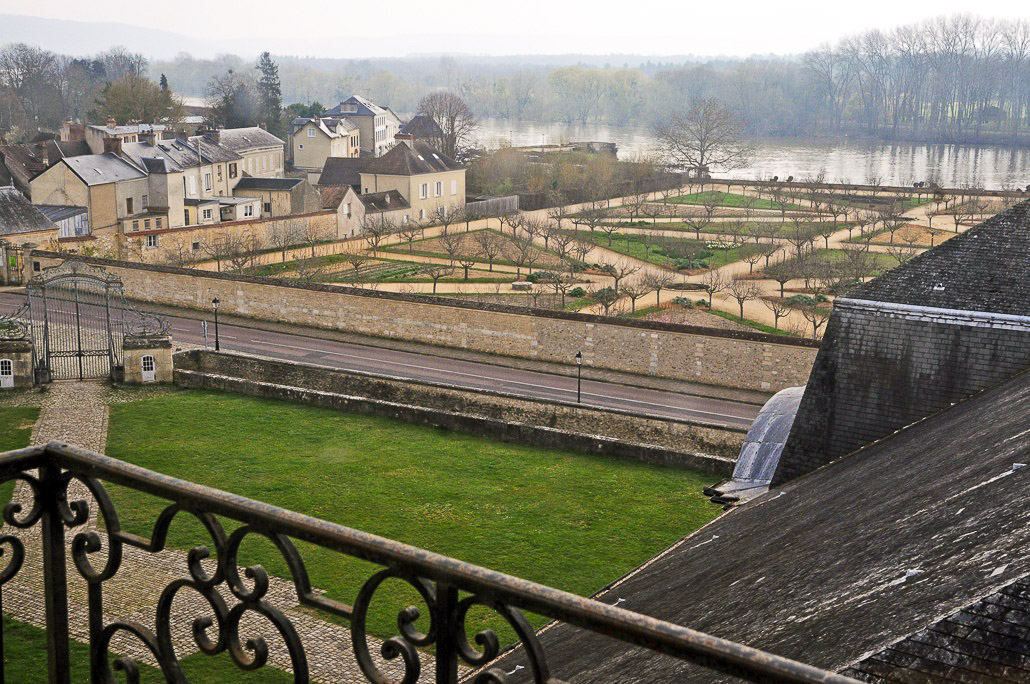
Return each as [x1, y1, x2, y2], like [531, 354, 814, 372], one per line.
[416, 91, 477, 159]
[653, 97, 754, 174]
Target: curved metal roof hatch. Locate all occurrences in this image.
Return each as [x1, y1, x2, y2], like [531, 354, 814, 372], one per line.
[704, 386, 805, 508]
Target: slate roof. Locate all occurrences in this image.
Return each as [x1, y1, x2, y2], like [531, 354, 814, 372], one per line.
[318, 157, 370, 187]
[87, 123, 167, 136]
[233, 177, 304, 191]
[210, 127, 284, 153]
[36, 205, 87, 222]
[362, 142, 463, 177]
[319, 185, 349, 210]
[0, 186, 58, 235]
[122, 139, 242, 171]
[843, 575, 1030, 682]
[489, 368, 1030, 682]
[63, 153, 146, 186]
[326, 95, 386, 117]
[186, 135, 243, 163]
[399, 114, 443, 140]
[850, 199, 1030, 317]
[359, 190, 408, 212]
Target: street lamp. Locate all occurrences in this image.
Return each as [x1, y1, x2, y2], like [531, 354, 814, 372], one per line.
[575, 351, 583, 404]
[212, 297, 220, 351]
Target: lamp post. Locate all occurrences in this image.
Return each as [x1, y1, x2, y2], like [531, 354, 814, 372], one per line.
[212, 297, 220, 351]
[575, 351, 582, 404]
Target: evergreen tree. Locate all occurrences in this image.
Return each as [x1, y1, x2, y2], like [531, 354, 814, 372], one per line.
[159, 73, 169, 92]
[255, 52, 283, 136]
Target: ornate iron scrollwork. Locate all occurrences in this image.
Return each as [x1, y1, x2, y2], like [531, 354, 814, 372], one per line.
[0, 302, 30, 341]
[0, 443, 853, 684]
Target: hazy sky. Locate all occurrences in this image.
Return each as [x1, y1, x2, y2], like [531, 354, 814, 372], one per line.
[1, 0, 1027, 57]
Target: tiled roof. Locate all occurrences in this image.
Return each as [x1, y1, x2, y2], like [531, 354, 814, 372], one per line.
[233, 177, 304, 191]
[359, 190, 408, 212]
[36, 205, 87, 222]
[211, 127, 284, 152]
[361, 142, 463, 177]
[491, 368, 1030, 682]
[186, 135, 243, 163]
[122, 139, 242, 171]
[87, 123, 167, 136]
[0, 186, 58, 235]
[63, 153, 146, 186]
[318, 185, 349, 210]
[843, 575, 1030, 681]
[399, 114, 443, 139]
[318, 157, 370, 187]
[326, 95, 386, 117]
[850, 199, 1030, 317]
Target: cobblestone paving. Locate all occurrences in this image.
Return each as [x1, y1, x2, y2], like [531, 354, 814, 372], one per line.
[4, 381, 438, 682]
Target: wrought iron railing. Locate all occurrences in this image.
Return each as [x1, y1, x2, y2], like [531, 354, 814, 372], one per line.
[0, 442, 856, 683]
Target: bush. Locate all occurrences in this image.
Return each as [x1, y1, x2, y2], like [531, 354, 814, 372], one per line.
[696, 299, 709, 308]
[569, 287, 586, 297]
[675, 258, 709, 270]
[527, 271, 557, 283]
[672, 296, 695, 309]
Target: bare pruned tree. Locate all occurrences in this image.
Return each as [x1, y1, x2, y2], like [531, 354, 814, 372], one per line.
[726, 277, 762, 319]
[641, 270, 676, 307]
[398, 221, 422, 252]
[361, 214, 393, 254]
[473, 230, 503, 271]
[597, 259, 641, 293]
[699, 268, 728, 307]
[761, 297, 792, 330]
[268, 222, 302, 263]
[415, 91, 477, 160]
[423, 263, 452, 293]
[620, 282, 649, 313]
[653, 97, 754, 174]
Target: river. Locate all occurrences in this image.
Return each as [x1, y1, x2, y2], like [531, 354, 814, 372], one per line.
[472, 118, 1029, 190]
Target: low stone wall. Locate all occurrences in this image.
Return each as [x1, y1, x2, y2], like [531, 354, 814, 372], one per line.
[174, 349, 740, 475]
[30, 251, 818, 393]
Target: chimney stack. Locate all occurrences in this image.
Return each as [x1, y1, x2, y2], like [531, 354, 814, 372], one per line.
[103, 137, 122, 155]
[394, 133, 414, 148]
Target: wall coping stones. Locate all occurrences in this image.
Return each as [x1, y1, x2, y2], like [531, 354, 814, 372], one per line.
[29, 250, 818, 349]
[836, 297, 1030, 332]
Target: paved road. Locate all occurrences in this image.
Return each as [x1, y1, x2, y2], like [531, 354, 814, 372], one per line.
[0, 291, 759, 429]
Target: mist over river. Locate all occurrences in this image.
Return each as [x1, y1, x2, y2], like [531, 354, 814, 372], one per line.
[473, 118, 1030, 190]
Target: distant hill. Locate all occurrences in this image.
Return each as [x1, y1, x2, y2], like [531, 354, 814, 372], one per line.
[0, 14, 213, 58]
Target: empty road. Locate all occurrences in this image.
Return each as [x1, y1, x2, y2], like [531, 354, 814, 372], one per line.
[0, 291, 760, 429]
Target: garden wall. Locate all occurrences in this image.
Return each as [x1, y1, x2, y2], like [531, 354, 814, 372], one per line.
[174, 349, 739, 475]
[29, 251, 818, 393]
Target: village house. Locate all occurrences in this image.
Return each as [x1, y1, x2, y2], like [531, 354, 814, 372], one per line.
[79, 121, 169, 154]
[288, 116, 361, 182]
[0, 186, 58, 246]
[358, 135, 466, 222]
[0, 138, 91, 197]
[198, 127, 285, 179]
[320, 184, 410, 237]
[325, 96, 400, 157]
[232, 177, 321, 218]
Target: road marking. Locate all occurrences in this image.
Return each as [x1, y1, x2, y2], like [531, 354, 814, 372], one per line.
[243, 339, 753, 423]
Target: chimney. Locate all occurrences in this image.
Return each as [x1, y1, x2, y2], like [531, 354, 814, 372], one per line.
[394, 133, 414, 148]
[103, 137, 122, 155]
[106, 117, 117, 129]
[139, 130, 157, 146]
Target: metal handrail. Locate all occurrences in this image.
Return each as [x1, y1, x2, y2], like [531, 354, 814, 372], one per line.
[0, 442, 857, 683]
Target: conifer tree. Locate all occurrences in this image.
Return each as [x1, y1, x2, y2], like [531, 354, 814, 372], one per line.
[256, 52, 283, 135]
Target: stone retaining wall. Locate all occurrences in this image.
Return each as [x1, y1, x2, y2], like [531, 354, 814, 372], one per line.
[174, 349, 740, 475]
[30, 251, 818, 393]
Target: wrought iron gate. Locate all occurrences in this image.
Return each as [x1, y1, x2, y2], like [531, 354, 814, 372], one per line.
[27, 261, 125, 381]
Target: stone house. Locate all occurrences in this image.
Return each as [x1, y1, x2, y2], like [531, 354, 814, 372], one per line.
[200, 127, 285, 179]
[358, 137, 465, 222]
[0, 186, 58, 246]
[320, 184, 409, 237]
[288, 117, 361, 181]
[232, 177, 321, 218]
[325, 96, 400, 157]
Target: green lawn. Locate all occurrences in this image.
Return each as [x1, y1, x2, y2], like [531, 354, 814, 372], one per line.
[602, 220, 844, 240]
[773, 248, 900, 275]
[104, 391, 720, 648]
[663, 191, 796, 210]
[572, 231, 743, 270]
[0, 406, 39, 502]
